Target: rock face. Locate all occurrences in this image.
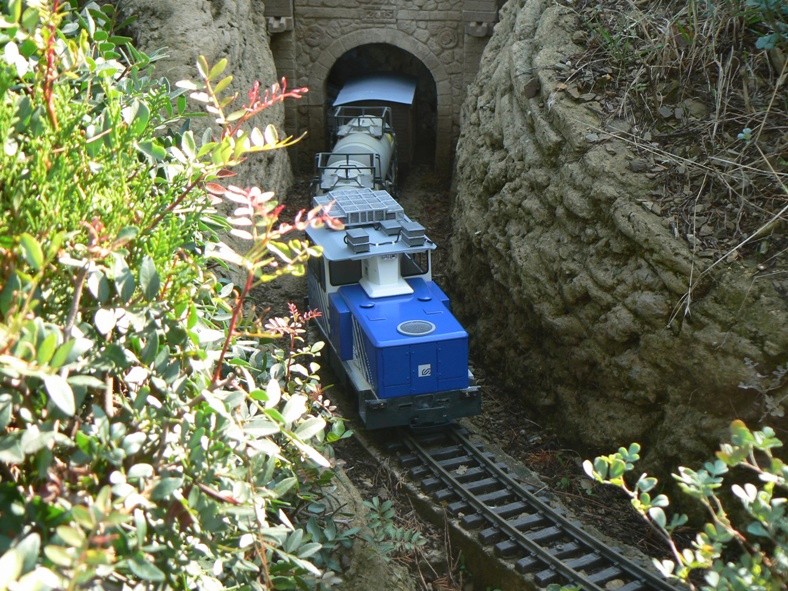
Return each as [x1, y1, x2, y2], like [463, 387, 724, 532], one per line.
[112, 0, 293, 196]
[451, 0, 787, 472]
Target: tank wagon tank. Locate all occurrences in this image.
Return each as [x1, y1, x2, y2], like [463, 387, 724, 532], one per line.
[314, 106, 397, 194]
[306, 188, 480, 429]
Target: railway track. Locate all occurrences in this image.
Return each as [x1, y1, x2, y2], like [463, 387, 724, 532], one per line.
[392, 426, 678, 591]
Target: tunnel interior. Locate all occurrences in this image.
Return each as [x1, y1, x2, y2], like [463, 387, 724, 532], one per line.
[326, 43, 437, 173]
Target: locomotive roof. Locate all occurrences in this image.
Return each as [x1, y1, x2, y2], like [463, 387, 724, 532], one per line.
[307, 188, 436, 261]
[333, 74, 417, 106]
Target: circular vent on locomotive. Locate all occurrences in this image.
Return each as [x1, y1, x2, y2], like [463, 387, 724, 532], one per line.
[397, 320, 436, 336]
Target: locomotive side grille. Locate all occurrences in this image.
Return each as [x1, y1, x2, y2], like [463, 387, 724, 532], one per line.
[351, 316, 373, 386]
[397, 320, 436, 336]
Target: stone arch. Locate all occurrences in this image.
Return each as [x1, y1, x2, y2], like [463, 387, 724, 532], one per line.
[306, 28, 453, 177]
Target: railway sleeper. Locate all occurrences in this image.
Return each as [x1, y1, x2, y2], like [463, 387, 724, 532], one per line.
[399, 453, 420, 469]
[408, 465, 430, 479]
[493, 538, 520, 558]
[447, 499, 471, 516]
[420, 476, 444, 492]
[490, 500, 530, 518]
[587, 565, 624, 585]
[617, 580, 650, 591]
[437, 454, 476, 470]
[464, 477, 500, 495]
[425, 445, 464, 460]
[510, 512, 549, 530]
[550, 541, 582, 558]
[476, 488, 514, 505]
[515, 554, 542, 574]
[453, 466, 487, 483]
[534, 567, 562, 586]
[435, 487, 459, 502]
[526, 524, 564, 544]
[479, 526, 507, 545]
[564, 552, 605, 571]
[460, 512, 486, 528]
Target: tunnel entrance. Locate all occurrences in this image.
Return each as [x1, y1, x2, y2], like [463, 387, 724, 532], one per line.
[326, 44, 437, 177]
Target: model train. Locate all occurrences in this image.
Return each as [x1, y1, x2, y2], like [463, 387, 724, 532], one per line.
[306, 76, 480, 430]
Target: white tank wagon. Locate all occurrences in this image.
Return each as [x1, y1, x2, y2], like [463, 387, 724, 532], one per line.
[314, 74, 416, 195]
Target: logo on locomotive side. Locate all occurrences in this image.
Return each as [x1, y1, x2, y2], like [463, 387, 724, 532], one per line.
[418, 364, 432, 377]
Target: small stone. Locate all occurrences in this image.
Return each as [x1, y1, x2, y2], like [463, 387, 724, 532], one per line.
[585, 133, 600, 143]
[522, 76, 540, 98]
[629, 159, 649, 172]
[658, 105, 673, 118]
[572, 30, 586, 44]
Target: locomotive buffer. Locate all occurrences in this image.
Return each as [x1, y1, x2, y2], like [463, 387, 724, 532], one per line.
[306, 188, 480, 429]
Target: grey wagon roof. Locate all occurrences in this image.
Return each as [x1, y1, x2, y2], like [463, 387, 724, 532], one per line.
[333, 74, 417, 106]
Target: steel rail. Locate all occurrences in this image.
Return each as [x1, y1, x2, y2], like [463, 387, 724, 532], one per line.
[401, 426, 677, 591]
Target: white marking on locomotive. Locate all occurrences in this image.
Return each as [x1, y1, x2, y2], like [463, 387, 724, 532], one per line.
[418, 364, 432, 377]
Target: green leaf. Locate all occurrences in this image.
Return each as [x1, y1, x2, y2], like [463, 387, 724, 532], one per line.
[273, 477, 297, 497]
[57, 525, 86, 548]
[130, 101, 150, 136]
[94, 308, 116, 335]
[15, 533, 40, 573]
[0, 432, 24, 463]
[181, 130, 196, 159]
[295, 416, 326, 440]
[67, 375, 104, 389]
[43, 374, 76, 416]
[140, 331, 159, 365]
[150, 476, 183, 501]
[50, 339, 75, 369]
[19, 233, 44, 270]
[113, 255, 135, 303]
[747, 521, 770, 538]
[0, 394, 12, 431]
[593, 457, 608, 480]
[0, 548, 23, 588]
[196, 55, 210, 80]
[213, 75, 233, 95]
[127, 463, 154, 480]
[281, 394, 307, 425]
[648, 506, 667, 529]
[207, 58, 227, 81]
[8, 0, 21, 23]
[87, 271, 110, 303]
[43, 545, 73, 567]
[36, 332, 58, 365]
[136, 139, 167, 161]
[139, 257, 160, 301]
[128, 555, 165, 582]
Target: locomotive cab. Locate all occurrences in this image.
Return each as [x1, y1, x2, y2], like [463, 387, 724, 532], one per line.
[306, 188, 480, 430]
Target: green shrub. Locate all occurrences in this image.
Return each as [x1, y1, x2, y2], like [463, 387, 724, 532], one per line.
[0, 1, 350, 589]
[584, 420, 786, 590]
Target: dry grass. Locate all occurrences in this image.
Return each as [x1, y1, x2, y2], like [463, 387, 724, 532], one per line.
[563, 0, 786, 273]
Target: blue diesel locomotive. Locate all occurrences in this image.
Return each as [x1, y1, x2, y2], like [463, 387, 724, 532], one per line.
[306, 74, 479, 429]
[306, 188, 480, 429]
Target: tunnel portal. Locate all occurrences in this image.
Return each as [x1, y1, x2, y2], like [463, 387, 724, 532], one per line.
[264, 0, 500, 178]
